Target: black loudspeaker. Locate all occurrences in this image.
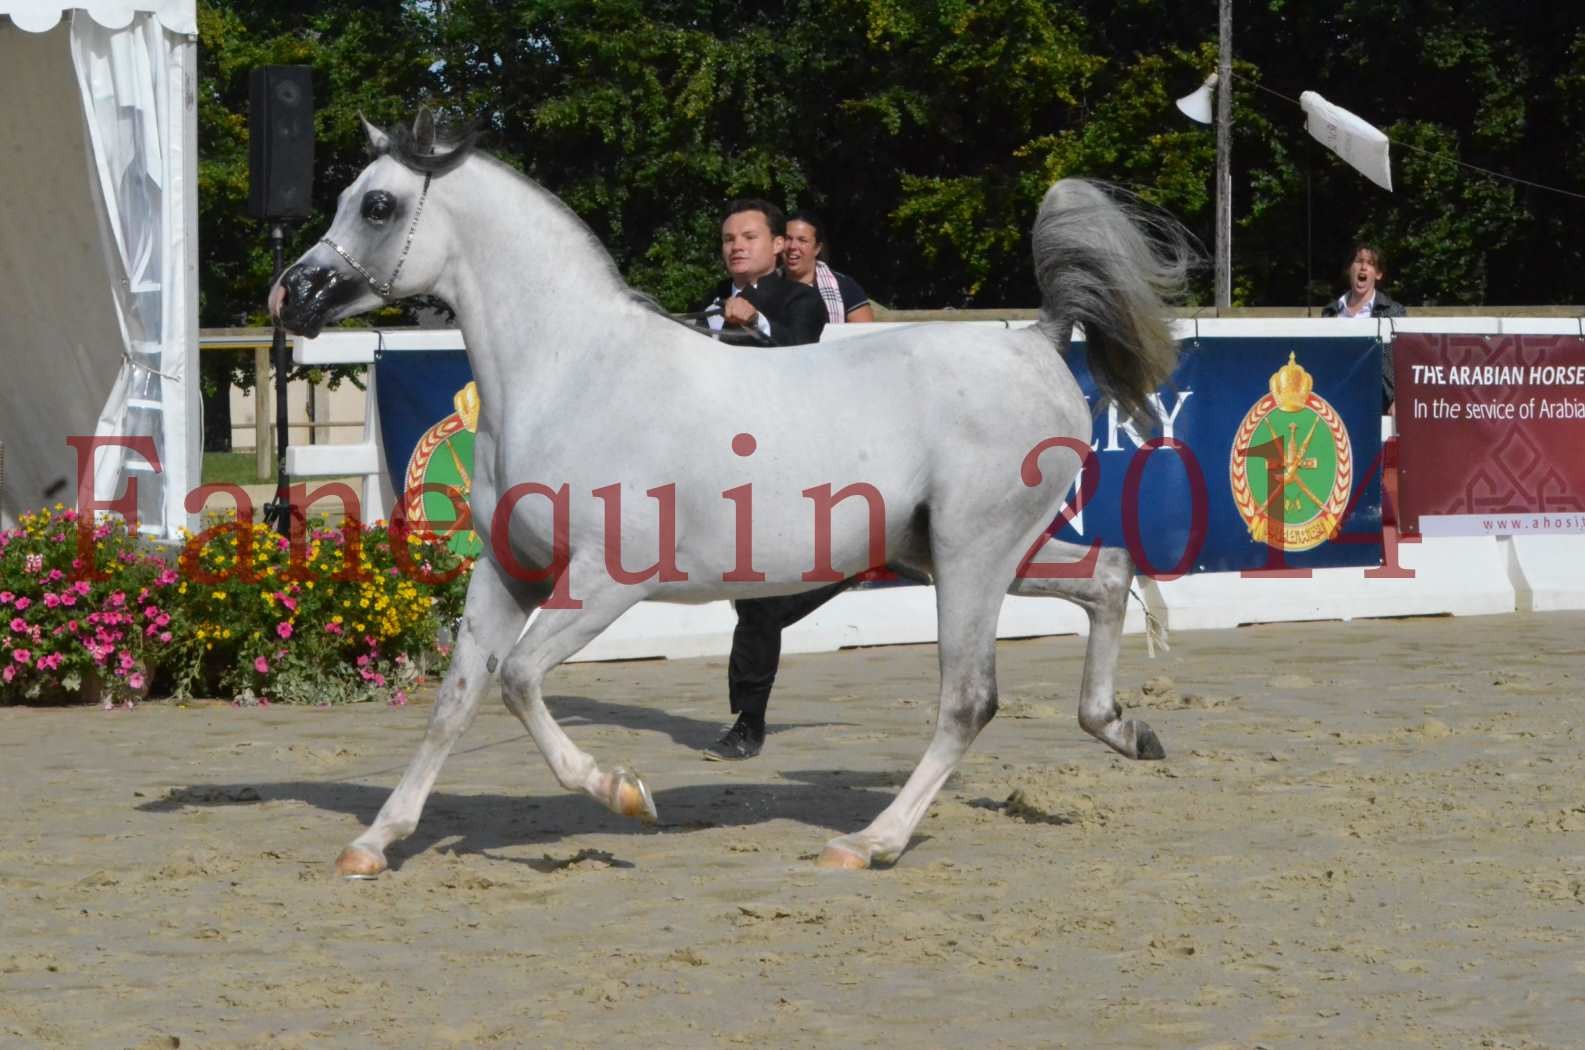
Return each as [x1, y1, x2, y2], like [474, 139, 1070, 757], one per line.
[247, 65, 315, 219]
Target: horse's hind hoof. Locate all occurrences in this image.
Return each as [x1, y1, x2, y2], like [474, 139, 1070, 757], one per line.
[335, 845, 386, 879]
[607, 767, 657, 824]
[816, 836, 871, 870]
[1134, 723, 1167, 761]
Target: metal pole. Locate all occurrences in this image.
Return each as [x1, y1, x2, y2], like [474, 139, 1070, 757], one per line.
[253, 345, 272, 481]
[1215, 0, 1233, 311]
[264, 223, 293, 535]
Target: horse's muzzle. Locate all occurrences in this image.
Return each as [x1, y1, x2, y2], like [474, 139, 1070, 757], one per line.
[272, 262, 361, 339]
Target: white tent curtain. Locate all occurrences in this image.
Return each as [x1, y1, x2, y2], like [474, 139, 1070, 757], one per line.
[0, 1, 197, 538]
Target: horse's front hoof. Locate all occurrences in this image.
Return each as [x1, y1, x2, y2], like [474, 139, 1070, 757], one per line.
[335, 845, 387, 879]
[817, 838, 870, 870]
[607, 768, 657, 824]
[1133, 722, 1167, 761]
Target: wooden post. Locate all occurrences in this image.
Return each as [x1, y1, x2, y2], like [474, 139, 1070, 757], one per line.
[1215, 0, 1233, 312]
[254, 345, 272, 481]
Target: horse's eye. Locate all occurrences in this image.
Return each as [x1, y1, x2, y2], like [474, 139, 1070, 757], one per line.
[361, 191, 396, 224]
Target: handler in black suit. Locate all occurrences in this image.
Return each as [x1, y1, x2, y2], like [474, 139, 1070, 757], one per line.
[696, 198, 827, 347]
[693, 199, 836, 760]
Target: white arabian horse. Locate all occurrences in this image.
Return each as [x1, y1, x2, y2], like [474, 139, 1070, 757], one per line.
[272, 111, 1189, 875]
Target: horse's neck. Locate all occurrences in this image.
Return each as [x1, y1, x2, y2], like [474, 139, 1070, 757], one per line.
[434, 160, 654, 427]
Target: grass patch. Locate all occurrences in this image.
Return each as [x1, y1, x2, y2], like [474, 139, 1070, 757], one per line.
[203, 451, 273, 486]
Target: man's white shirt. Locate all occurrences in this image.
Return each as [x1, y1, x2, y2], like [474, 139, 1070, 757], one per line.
[1335, 291, 1378, 318]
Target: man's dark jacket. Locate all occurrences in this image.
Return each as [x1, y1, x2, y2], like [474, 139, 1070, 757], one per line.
[696, 272, 827, 347]
[1322, 290, 1407, 409]
[1319, 289, 1406, 319]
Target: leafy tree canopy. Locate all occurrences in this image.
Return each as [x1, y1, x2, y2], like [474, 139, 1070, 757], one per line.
[197, 0, 1585, 330]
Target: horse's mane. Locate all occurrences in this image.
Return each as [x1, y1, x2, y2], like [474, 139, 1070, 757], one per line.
[377, 120, 480, 175]
[376, 118, 675, 322]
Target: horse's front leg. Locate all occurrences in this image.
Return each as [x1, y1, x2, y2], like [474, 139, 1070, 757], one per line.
[335, 559, 539, 878]
[497, 567, 653, 822]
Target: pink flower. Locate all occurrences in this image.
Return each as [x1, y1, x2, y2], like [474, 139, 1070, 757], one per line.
[158, 631, 172, 644]
[12, 649, 31, 664]
[276, 593, 298, 612]
[356, 654, 370, 668]
[254, 656, 270, 674]
[47, 569, 63, 582]
[155, 569, 178, 587]
[60, 593, 76, 607]
[0, 665, 12, 684]
[128, 672, 145, 690]
[276, 621, 293, 640]
[109, 592, 125, 608]
[0, 591, 12, 604]
[13, 597, 30, 611]
[324, 622, 343, 635]
[9, 618, 25, 633]
[389, 690, 408, 707]
[25, 553, 43, 573]
[43, 593, 60, 608]
[74, 580, 91, 596]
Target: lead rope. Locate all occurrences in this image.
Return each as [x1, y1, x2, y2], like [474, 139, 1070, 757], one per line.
[1130, 583, 1168, 658]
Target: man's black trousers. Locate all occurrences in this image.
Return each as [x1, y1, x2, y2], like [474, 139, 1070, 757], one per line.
[727, 581, 851, 719]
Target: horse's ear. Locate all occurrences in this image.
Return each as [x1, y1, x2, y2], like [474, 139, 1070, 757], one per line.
[361, 114, 390, 153]
[413, 107, 436, 155]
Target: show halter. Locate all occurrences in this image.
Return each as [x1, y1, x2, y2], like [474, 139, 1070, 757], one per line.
[318, 173, 432, 301]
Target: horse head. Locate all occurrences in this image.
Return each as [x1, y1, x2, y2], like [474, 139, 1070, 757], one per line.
[271, 108, 474, 338]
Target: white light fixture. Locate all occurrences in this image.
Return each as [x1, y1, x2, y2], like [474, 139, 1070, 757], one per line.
[1175, 74, 1218, 125]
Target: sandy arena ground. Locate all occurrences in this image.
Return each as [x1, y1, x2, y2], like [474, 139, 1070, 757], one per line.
[2, 611, 1583, 1049]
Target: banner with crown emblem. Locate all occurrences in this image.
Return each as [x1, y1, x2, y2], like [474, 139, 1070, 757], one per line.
[1054, 337, 1385, 575]
[374, 349, 483, 558]
[372, 339, 1383, 577]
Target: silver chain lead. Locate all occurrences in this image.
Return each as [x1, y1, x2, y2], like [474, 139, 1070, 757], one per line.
[319, 172, 432, 301]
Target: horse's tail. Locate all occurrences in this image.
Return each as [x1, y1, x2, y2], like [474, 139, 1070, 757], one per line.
[1032, 180, 1192, 428]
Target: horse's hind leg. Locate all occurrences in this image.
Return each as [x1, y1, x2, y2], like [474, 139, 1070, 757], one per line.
[336, 559, 540, 878]
[497, 573, 655, 823]
[818, 561, 1006, 870]
[1009, 542, 1165, 760]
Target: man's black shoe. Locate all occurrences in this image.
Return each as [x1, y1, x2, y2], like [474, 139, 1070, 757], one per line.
[704, 718, 765, 761]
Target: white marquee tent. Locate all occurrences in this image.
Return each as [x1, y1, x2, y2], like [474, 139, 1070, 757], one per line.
[0, 0, 198, 539]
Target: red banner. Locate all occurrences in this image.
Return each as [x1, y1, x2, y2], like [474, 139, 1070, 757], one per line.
[1394, 334, 1585, 536]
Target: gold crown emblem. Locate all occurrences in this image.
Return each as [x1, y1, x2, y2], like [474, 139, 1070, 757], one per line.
[1268, 352, 1314, 413]
[453, 381, 480, 433]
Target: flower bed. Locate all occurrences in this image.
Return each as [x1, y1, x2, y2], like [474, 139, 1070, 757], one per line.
[0, 506, 469, 707]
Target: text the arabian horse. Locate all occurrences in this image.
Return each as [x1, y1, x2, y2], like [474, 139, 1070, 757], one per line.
[271, 111, 1190, 875]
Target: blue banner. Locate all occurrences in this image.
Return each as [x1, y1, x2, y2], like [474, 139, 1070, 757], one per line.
[371, 336, 1384, 574]
[375, 349, 479, 554]
[1055, 337, 1384, 573]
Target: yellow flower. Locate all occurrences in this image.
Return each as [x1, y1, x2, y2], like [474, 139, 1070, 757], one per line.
[211, 590, 227, 601]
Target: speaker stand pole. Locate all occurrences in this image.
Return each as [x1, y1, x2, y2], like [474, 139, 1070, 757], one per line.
[264, 222, 294, 537]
